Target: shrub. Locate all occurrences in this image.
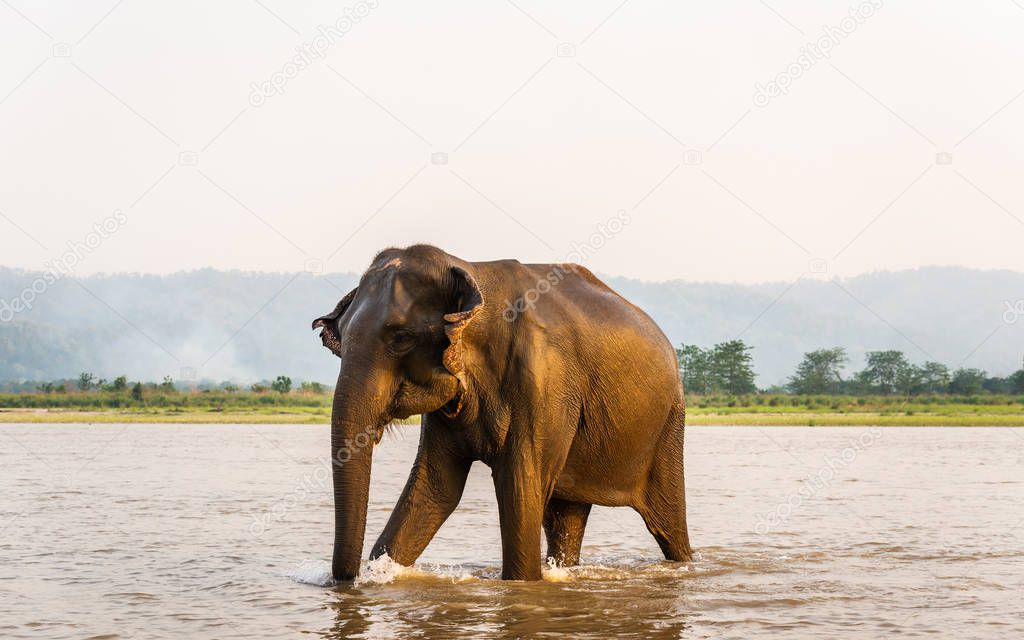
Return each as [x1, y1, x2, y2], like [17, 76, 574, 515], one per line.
[271, 376, 292, 394]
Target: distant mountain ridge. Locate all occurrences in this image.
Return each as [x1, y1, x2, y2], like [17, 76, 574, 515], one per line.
[1, 265, 1021, 386]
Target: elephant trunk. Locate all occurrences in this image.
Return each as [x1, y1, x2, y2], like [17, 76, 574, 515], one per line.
[329, 380, 381, 582]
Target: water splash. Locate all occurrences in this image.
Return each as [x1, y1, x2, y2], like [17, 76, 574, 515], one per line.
[287, 554, 688, 588]
[542, 556, 572, 582]
[354, 553, 415, 586]
[286, 555, 483, 588]
[285, 559, 334, 587]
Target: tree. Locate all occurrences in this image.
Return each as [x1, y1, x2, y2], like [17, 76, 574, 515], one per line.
[677, 344, 714, 394]
[300, 381, 326, 394]
[107, 375, 128, 392]
[77, 372, 95, 391]
[1010, 369, 1024, 394]
[159, 376, 176, 392]
[982, 376, 1010, 394]
[131, 382, 144, 402]
[914, 361, 950, 394]
[856, 350, 912, 395]
[250, 383, 268, 393]
[271, 375, 292, 394]
[711, 340, 757, 395]
[949, 368, 986, 395]
[788, 348, 847, 394]
[895, 364, 923, 397]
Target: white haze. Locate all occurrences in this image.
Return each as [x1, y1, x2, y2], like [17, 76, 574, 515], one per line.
[1, 1, 1023, 284]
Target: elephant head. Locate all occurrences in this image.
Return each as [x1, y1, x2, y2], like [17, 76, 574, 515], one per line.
[311, 247, 483, 580]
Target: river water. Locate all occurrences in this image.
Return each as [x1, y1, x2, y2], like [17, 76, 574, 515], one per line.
[1, 424, 1022, 639]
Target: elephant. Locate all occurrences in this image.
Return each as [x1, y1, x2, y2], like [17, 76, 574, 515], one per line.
[312, 244, 692, 581]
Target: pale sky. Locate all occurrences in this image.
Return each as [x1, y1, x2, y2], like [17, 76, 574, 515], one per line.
[1, 0, 1022, 283]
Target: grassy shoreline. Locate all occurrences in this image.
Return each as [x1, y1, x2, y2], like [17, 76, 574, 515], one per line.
[3, 391, 1022, 426]
[3, 407, 1023, 426]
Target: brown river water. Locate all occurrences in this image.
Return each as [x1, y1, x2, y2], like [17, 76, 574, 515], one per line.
[1, 424, 1022, 639]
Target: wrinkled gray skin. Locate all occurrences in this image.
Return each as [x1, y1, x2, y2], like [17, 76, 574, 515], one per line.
[313, 245, 691, 581]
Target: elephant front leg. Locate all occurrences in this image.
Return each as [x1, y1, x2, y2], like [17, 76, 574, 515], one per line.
[370, 426, 471, 566]
[493, 464, 546, 580]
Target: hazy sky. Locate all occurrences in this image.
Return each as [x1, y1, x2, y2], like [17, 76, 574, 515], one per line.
[1, 0, 1022, 283]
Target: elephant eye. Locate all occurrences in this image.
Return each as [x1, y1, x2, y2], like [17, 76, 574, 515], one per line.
[388, 328, 417, 354]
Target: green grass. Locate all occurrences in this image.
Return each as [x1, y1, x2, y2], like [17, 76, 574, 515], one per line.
[0, 389, 330, 410]
[0, 407, 331, 424]
[685, 393, 1024, 426]
[685, 412, 1024, 426]
[1, 391, 1022, 425]
[0, 389, 335, 423]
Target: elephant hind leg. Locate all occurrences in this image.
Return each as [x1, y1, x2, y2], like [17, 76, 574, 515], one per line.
[634, 406, 693, 562]
[635, 503, 692, 562]
[543, 497, 592, 566]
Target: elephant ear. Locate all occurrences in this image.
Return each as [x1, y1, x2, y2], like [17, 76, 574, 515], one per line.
[441, 266, 483, 414]
[312, 287, 357, 357]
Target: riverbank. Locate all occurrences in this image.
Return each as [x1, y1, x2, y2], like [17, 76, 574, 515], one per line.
[4, 407, 1022, 426]
[0, 407, 331, 424]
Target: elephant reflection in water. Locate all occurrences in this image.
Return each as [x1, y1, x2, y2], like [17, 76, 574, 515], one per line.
[324, 578, 693, 639]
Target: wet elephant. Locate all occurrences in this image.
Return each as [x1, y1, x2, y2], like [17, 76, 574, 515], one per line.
[313, 244, 692, 581]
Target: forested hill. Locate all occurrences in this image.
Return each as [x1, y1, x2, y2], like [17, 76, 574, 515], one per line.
[1, 265, 1021, 386]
